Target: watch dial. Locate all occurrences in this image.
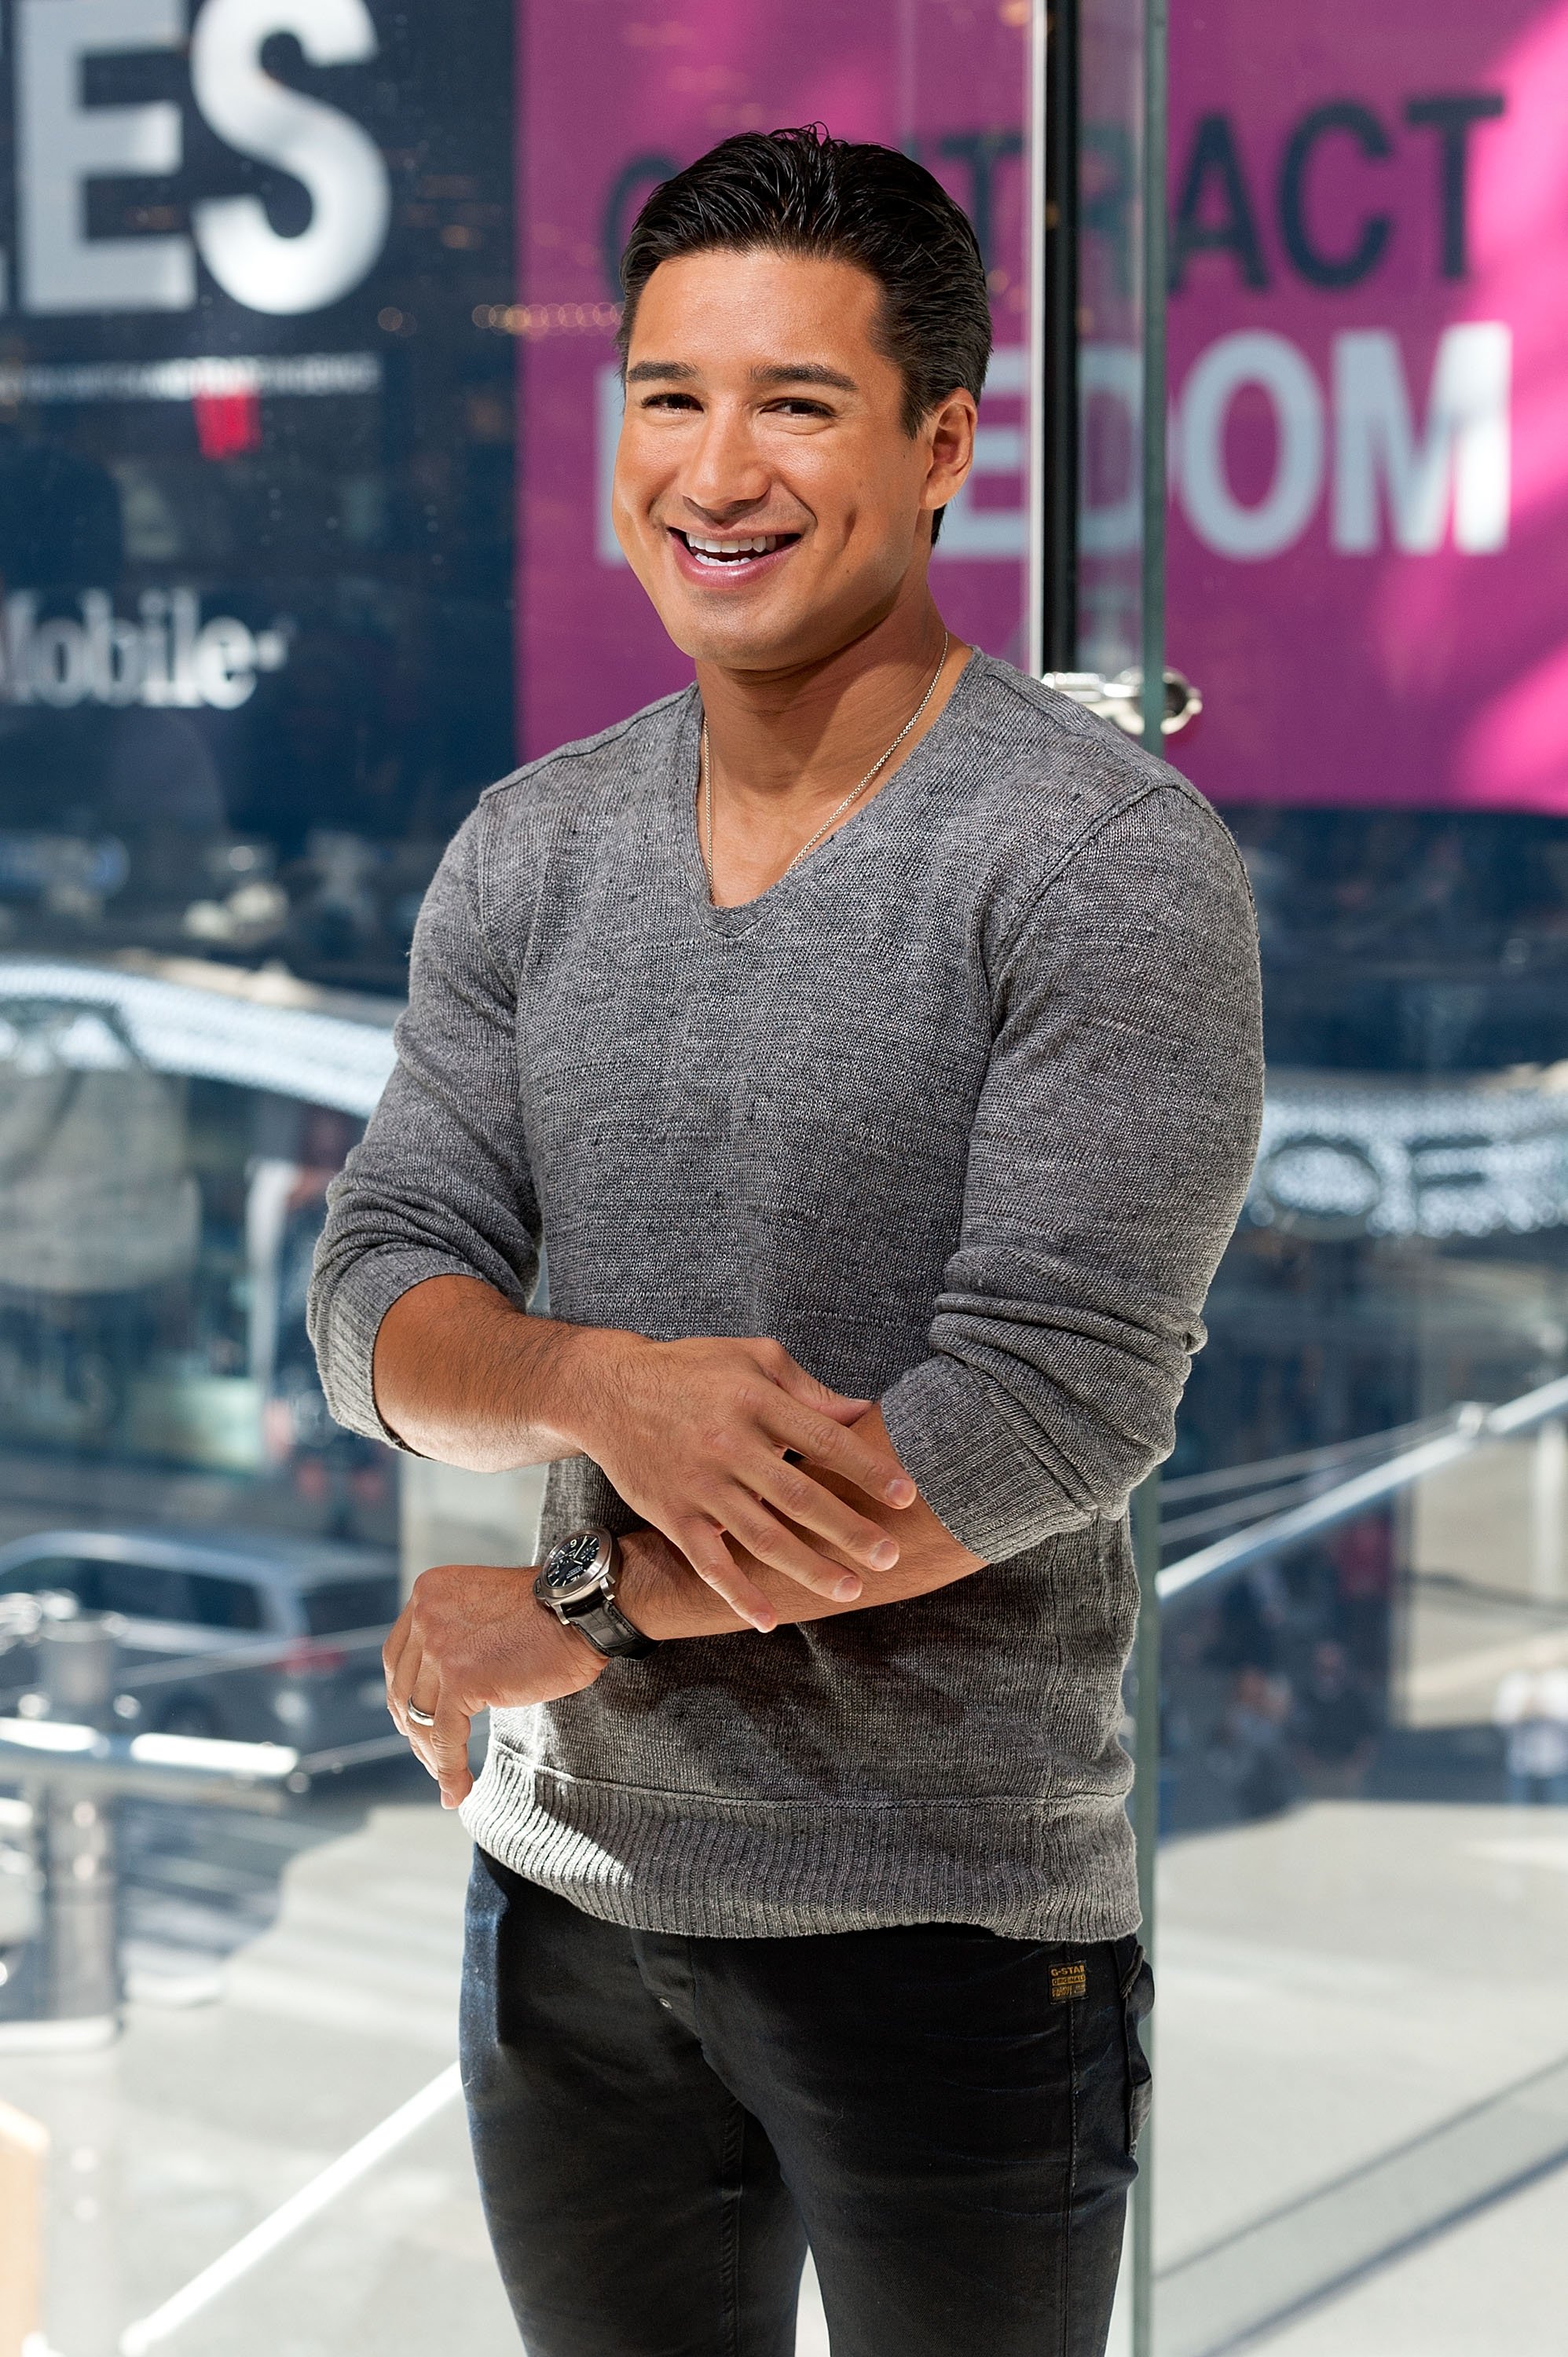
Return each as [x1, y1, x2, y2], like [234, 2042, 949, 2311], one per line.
[543, 1531, 605, 1593]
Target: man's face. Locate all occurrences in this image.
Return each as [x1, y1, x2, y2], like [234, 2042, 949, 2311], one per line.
[612, 247, 974, 671]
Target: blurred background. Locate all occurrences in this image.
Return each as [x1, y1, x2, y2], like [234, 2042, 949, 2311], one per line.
[0, 2, 1565, 2352]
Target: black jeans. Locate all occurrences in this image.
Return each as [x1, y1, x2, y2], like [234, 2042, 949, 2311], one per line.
[460, 1850, 1152, 2357]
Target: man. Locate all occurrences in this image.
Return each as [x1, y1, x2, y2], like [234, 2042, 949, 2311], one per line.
[1293, 1637, 1378, 1798]
[1494, 1664, 1568, 1805]
[310, 127, 1263, 2357]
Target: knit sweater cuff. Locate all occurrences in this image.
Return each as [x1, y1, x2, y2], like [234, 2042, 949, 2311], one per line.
[313, 1246, 484, 1452]
[881, 1356, 1088, 1563]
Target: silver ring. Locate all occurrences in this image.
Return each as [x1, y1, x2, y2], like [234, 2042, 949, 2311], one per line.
[406, 1700, 437, 1728]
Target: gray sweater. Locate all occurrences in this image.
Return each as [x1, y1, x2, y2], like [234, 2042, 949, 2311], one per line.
[310, 654, 1263, 1941]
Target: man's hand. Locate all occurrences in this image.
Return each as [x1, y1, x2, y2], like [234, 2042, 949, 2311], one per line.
[381, 1400, 985, 1801]
[373, 1277, 918, 1631]
[383, 1564, 605, 1809]
[549, 1330, 917, 1630]
[617, 1403, 987, 1640]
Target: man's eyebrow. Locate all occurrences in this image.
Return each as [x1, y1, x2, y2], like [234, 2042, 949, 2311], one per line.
[750, 363, 857, 393]
[623, 360, 859, 393]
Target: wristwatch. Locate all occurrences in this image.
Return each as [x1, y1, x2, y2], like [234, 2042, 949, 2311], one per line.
[533, 1527, 655, 1659]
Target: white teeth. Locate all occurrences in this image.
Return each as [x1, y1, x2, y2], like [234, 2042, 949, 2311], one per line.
[683, 533, 782, 557]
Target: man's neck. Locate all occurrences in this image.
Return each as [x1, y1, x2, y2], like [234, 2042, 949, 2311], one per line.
[694, 588, 955, 812]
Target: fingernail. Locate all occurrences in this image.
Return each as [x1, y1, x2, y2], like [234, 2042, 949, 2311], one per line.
[870, 1540, 899, 1571]
[886, 1478, 916, 1505]
[833, 1574, 863, 1601]
[751, 1611, 778, 1634]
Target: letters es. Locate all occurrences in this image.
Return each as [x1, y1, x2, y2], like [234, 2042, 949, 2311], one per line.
[8, 0, 391, 317]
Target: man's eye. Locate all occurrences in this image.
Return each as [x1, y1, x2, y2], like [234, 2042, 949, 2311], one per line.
[642, 393, 699, 412]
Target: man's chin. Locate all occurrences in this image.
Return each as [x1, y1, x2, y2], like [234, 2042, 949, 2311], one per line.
[654, 599, 826, 673]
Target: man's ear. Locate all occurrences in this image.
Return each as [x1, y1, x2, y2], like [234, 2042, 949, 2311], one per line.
[921, 388, 978, 525]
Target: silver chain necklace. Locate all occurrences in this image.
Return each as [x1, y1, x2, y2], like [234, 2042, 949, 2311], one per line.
[700, 630, 950, 896]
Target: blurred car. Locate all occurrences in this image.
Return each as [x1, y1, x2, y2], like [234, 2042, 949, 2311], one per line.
[0, 1527, 402, 1765]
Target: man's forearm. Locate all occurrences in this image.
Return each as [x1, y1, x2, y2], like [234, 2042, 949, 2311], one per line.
[617, 1406, 985, 1637]
[384, 1404, 986, 1806]
[372, 1274, 608, 1469]
[376, 1283, 926, 1626]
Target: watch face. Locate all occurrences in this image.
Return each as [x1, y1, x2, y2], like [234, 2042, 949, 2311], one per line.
[540, 1530, 609, 1604]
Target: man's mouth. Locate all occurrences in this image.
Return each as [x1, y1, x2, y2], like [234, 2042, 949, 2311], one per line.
[670, 529, 801, 573]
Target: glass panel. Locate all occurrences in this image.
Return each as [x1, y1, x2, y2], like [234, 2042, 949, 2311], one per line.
[0, 10, 1037, 2357]
[94, 1563, 193, 1624]
[0, 5, 515, 2349]
[1154, 2, 1568, 2349]
[0, 1556, 94, 1603]
[1156, 1428, 1568, 2355]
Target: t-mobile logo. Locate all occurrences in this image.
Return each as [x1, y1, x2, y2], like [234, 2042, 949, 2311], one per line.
[0, 590, 291, 710]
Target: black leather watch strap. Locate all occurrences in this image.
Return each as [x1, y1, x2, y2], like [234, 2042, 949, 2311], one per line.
[536, 1527, 656, 1660]
[563, 1592, 655, 1659]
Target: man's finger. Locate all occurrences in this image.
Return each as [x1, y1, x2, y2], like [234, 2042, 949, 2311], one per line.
[748, 1450, 900, 1574]
[720, 1488, 866, 1603]
[387, 1631, 428, 1736]
[428, 1708, 474, 1809]
[766, 1356, 873, 1425]
[383, 1604, 414, 1714]
[769, 1399, 918, 1506]
[668, 1517, 779, 1633]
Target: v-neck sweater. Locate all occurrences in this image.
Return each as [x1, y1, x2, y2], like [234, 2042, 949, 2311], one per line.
[310, 653, 1264, 1940]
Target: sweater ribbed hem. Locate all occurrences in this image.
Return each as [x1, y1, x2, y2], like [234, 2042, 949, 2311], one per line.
[460, 1739, 1141, 1943]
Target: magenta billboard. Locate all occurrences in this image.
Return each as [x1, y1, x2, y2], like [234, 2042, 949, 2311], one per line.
[1169, 0, 1568, 815]
[515, 0, 1568, 816]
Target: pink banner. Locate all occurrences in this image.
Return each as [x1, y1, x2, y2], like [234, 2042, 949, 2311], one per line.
[1169, 0, 1568, 812]
[513, 0, 1031, 760]
[516, 1, 1568, 815]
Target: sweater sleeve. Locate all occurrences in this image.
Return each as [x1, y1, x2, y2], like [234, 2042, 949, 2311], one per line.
[307, 802, 541, 1446]
[881, 781, 1264, 1562]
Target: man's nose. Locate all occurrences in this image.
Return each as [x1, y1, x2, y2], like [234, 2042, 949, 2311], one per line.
[678, 407, 771, 522]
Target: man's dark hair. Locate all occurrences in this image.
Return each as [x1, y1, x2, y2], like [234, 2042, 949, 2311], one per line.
[617, 126, 991, 544]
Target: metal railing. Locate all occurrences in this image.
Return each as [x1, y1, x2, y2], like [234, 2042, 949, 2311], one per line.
[0, 1610, 300, 2053]
[0, 1597, 420, 2357]
[1125, 1365, 1568, 2357]
[0, 1618, 409, 1787]
[1156, 1413, 1453, 1551]
[1156, 1373, 1568, 1604]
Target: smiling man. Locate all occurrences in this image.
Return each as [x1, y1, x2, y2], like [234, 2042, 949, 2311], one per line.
[310, 128, 1263, 2357]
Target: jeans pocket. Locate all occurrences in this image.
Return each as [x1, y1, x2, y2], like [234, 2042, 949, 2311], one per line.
[1120, 1943, 1155, 2154]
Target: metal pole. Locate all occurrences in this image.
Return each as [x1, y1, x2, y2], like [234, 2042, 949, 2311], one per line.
[1042, 0, 1081, 672]
[1026, 0, 1049, 673]
[38, 1615, 120, 2044]
[1132, 0, 1171, 2341]
[1140, 0, 1170, 759]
